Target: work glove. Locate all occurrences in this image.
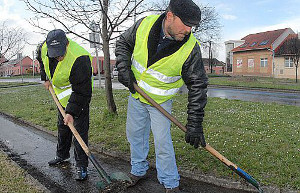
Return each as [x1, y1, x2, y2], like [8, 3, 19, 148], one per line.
[185, 121, 206, 148]
[118, 67, 136, 94]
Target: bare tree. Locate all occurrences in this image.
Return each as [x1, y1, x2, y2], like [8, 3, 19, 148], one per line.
[152, 1, 222, 43]
[22, 0, 222, 112]
[150, 1, 222, 69]
[22, 0, 155, 113]
[195, 4, 222, 73]
[0, 21, 27, 65]
[276, 36, 300, 82]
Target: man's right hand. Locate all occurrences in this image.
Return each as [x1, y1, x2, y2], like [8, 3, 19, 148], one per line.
[185, 122, 206, 148]
[118, 68, 136, 94]
[44, 80, 51, 90]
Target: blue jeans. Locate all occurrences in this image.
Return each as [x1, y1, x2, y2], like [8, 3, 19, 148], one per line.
[126, 95, 180, 188]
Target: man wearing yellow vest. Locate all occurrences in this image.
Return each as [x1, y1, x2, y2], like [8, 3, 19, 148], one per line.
[36, 29, 93, 181]
[115, 0, 208, 192]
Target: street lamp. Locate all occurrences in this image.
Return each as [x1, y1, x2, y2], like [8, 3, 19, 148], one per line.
[32, 51, 35, 77]
[89, 21, 102, 88]
[268, 48, 275, 77]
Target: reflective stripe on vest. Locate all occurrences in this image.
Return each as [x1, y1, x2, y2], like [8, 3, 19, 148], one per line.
[132, 59, 182, 84]
[57, 88, 72, 100]
[139, 80, 180, 96]
[53, 84, 72, 90]
[131, 15, 198, 104]
[41, 38, 93, 107]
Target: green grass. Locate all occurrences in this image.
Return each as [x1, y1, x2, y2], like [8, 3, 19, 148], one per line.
[209, 76, 300, 90]
[0, 86, 299, 190]
[0, 150, 42, 193]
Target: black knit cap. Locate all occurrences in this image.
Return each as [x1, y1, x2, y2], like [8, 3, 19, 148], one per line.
[168, 0, 201, 27]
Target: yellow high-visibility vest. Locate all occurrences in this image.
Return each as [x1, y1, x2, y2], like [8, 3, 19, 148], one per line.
[131, 15, 198, 104]
[41, 38, 93, 107]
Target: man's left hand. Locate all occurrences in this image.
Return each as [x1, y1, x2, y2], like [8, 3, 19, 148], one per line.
[64, 114, 74, 125]
[185, 123, 206, 148]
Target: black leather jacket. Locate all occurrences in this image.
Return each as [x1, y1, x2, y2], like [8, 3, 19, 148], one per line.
[115, 14, 208, 125]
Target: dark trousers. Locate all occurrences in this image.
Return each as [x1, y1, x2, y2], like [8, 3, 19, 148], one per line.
[56, 107, 89, 167]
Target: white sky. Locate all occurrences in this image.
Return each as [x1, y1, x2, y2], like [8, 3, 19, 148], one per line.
[2, 0, 300, 62]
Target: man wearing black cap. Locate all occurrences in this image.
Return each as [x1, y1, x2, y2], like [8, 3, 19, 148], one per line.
[36, 29, 93, 181]
[115, 0, 208, 192]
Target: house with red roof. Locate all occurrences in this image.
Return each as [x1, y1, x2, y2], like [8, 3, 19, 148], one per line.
[0, 55, 40, 77]
[273, 34, 300, 79]
[202, 58, 226, 75]
[91, 56, 116, 75]
[226, 28, 295, 77]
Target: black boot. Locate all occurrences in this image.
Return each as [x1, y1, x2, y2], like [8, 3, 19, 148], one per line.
[48, 156, 70, 166]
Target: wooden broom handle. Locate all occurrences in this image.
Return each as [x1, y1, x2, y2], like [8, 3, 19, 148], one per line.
[133, 83, 237, 168]
[48, 85, 91, 156]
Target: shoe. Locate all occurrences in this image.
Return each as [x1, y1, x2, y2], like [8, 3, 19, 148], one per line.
[75, 167, 88, 181]
[165, 187, 181, 193]
[127, 173, 147, 187]
[48, 156, 70, 166]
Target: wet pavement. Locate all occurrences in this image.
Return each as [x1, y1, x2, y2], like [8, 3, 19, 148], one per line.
[177, 85, 300, 107]
[207, 87, 300, 107]
[0, 113, 256, 193]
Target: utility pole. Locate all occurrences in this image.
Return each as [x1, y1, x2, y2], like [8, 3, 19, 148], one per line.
[89, 21, 101, 88]
[134, 0, 137, 23]
[20, 58, 23, 83]
[208, 40, 213, 74]
[32, 51, 35, 77]
[95, 45, 101, 88]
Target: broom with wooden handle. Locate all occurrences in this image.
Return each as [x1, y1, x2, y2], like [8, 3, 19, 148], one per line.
[133, 83, 264, 193]
[48, 84, 130, 189]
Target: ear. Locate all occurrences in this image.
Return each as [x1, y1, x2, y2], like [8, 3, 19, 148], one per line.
[166, 11, 175, 22]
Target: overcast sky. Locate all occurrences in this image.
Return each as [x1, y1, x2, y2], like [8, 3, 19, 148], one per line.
[1, 0, 300, 61]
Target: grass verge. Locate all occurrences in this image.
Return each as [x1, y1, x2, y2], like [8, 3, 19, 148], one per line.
[0, 150, 43, 193]
[0, 86, 299, 190]
[209, 76, 300, 90]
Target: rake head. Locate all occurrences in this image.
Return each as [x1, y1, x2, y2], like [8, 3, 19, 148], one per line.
[96, 172, 132, 191]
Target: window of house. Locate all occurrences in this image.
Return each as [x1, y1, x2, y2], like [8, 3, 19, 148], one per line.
[260, 58, 268, 67]
[259, 40, 269, 45]
[250, 42, 257, 47]
[284, 57, 294, 68]
[240, 43, 248, 48]
[248, 58, 254, 68]
[237, 59, 243, 68]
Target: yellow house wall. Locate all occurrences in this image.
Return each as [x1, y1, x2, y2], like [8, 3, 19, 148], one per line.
[274, 57, 300, 79]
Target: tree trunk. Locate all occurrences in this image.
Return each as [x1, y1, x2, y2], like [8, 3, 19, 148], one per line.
[209, 41, 212, 74]
[296, 65, 298, 83]
[102, 0, 117, 113]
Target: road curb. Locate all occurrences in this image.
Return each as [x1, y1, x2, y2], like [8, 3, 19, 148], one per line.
[0, 111, 298, 193]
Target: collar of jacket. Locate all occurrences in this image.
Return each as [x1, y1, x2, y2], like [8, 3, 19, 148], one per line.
[147, 13, 191, 67]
